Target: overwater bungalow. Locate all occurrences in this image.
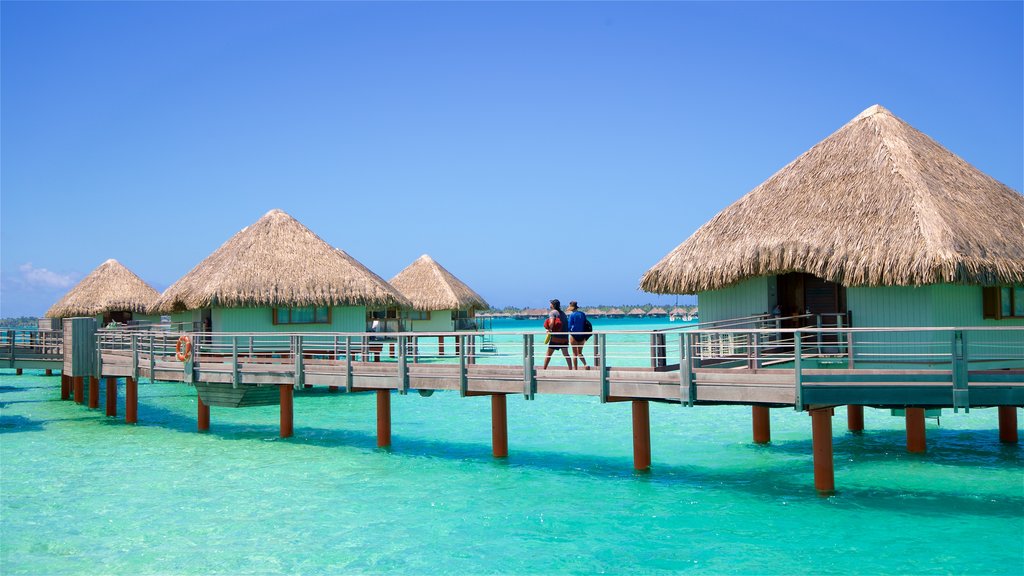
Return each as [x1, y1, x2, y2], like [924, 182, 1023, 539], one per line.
[647, 307, 668, 317]
[45, 259, 161, 327]
[389, 254, 489, 332]
[605, 307, 625, 318]
[150, 209, 410, 334]
[641, 104, 1024, 342]
[627, 307, 646, 317]
[585, 308, 605, 317]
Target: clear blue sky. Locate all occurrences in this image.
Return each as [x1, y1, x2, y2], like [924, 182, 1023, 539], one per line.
[2, 1, 1021, 317]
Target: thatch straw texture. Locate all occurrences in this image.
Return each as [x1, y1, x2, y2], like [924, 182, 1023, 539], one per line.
[648, 307, 668, 316]
[627, 308, 646, 316]
[389, 255, 489, 311]
[151, 209, 410, 313]
[585, 308, 605, 316]
[641, 105, 1024, 294]
[46, 259, 159, 318]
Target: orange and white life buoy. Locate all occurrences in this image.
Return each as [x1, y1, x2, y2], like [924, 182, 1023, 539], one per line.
[176, 335, 192, 362]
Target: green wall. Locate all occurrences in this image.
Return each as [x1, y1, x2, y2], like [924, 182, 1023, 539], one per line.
[697, 277, 774, 325]
[407, 309, 454, 332]
[213, 306, 365, 333]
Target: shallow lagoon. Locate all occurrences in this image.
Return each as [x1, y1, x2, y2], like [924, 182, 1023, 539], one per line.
[1, 318, 1022, 575]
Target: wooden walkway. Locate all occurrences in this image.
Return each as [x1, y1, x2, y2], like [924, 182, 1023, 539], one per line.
[6, 321, 1022, 493]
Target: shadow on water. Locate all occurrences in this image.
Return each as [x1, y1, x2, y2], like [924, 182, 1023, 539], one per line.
[33, 391, 1019, 519]
[764, 429, 1023, 469]
[0, 414, 45, 433]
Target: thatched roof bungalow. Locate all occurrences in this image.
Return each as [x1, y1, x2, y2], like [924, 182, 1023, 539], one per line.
[389, 254, 489, 331]
[641, 104, 1024, 335]
[605, 308, 625, 318]
[627, 308, 646, 317]
[647, 307, 668, 317]
[585, 308, 605, 317]
[151, 209, 410, 333]
[46, 259, 161, 326]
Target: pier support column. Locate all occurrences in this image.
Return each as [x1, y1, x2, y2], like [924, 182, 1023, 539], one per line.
[60, 375, 70, 400]
[810, 408, 834, 493]
[906, 408, 926, 453]
[998, 406, 1018, 444]
[88, 377, 99, 409]
[328, 386, 339, 393]
[280, 386, 293, 438]
[376, 390, 391, 448]
[752, 406, 771, 444]
[105, 377, 117, 417]
[198, 395, 210, 432]
[438, 336, 444, 356]
[632, 400, 651, 471]
[15, 368, 22, 375]
[847, 405, 864, 433]
[125, 377, 138, 424]
[73, 376, 84, 404]
[491, 394, 508, 458]
[46, 369, 53, 376]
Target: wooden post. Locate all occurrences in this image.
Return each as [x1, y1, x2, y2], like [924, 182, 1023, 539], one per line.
[73, 376, 84, 404]
[125, 377, 138, 424]
[376, 390, 391, 447]
[455, 336, 461, 356]
[15, 368, 22, 375]
[280, 386, 293, 438]
[906, 407, 926, 453]
[46, 369, 52, 376]
[810, 408, 834, 493]
[60, 374, 71, 400]
[105, 377, 117, 417]
[998, 406, 1018, 444]
[438, 336, 445, 356]
[752, 405, 770, 444]
[198, 395, 210, 432]
[632, 400, 651, 471]
[88, 377, 99, 409]
[847, 405, 864, 432]
[491, 394, 508, 458]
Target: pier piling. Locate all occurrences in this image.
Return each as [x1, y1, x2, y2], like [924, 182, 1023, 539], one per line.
[198, 395, 210, 432]
[73, 376, 84, 404]
[632, 400, 651, 471]
[45, 369, 52, 376]
[377, 390, 391, 448]
[280, 386, 293, 438]
[811, 408, 834, 493]
[998, 406, 1018, 444]
[491, 394, 508, 458]
[125, 377, 138, 424]
[847, 405, 864, 432]
[906, 408, 926, 453]
[15, 368, 22, 375]
[105, 377, 117, 417]
[752, 406, 771, 444]
[88, 377, 99, 409]
[60, 375, 70, 400]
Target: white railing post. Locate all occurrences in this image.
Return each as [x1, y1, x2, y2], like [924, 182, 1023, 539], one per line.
[598, 333, 609, 403]
[523, 334, 535, 400]
[398, 335, 409, 395]
[793, 331, 803, 411]
[232, 336, 239, 388]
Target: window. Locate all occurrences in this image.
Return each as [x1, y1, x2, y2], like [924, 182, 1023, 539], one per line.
[408, 310, 431, 321]
[983, 286, 1024, 319]
[273, 306, 331, 325]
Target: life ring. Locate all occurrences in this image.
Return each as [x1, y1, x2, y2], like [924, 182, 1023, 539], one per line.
[176, 335, 192, 362]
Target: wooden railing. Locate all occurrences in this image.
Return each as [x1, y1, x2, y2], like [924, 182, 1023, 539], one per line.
[92, 326, 1024, 410]
[0, 328, 64, 366]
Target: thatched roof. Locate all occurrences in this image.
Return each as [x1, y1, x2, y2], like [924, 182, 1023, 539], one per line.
[389, 254, 489, 311]
[151, 209, 410, 313]
[606, 308, 625, 316]
[641, 104, 1024, 294]
[627, 307, 646, 316]
[648, 307, 668, 316]
[46, 259, 159, 318]
[585, 308, 605, 316]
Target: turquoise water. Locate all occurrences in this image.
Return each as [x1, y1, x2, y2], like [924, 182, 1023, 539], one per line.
[2, 318, 1022, 575]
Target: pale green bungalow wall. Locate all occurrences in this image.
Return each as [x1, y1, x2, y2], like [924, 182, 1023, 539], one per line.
[171, 306, 366, 333]
[406, 310, 454, 332]
[696, 277, 776, 325]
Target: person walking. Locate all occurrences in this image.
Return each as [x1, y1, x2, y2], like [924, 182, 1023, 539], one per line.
[542, 299, 572, 369]
[567, 301, 590, 370]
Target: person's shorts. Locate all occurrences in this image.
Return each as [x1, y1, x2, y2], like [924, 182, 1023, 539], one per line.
[548, 336, 568, 350]
[570, 335, 589, 345]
